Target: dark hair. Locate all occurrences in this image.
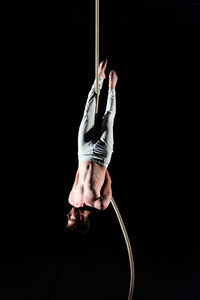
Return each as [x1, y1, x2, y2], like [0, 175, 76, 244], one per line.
[66, 209, 91, 236]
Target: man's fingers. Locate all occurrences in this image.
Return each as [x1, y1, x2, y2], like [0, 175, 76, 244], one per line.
[100, 58, 108, 69]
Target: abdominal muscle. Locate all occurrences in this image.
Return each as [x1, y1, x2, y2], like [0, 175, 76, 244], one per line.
[70, 161, 106, 208]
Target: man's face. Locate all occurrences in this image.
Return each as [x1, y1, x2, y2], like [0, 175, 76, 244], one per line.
[67, 207, 83, 226]
[67, 207, 91, 226]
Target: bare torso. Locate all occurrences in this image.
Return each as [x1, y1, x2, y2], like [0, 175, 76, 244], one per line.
[68, 161, 112, 210]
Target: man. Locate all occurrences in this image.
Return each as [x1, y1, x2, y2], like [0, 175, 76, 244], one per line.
[66, 59, 118, 233]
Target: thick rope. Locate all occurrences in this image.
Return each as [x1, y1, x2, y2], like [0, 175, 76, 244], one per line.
[111, 197, 135, 300]
[95, 0, 99, 115]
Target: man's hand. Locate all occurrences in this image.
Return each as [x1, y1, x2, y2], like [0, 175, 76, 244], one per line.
[109, 70, 118, 90]
[98, 59, 108, 79]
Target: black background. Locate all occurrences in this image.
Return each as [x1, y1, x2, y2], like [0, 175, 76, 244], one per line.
[1, 1, 200, 299]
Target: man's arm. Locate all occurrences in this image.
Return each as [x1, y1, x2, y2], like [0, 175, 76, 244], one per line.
[68, 169, 79, 204]
[98, 170, 112, 210]
[72, 169, 79, 189]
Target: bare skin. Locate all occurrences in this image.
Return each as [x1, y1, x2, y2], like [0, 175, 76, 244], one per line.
[68, 59, 118, 212]
[69, 163, 112, 210]
[67, 206, 90, 227]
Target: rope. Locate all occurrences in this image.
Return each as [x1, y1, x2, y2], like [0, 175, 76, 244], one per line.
[111, 197, 135, 300]
[94, 1, 135, 298]
[95, 0, 99, 116]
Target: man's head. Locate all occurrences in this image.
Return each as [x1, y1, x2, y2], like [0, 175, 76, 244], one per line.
[66, 206, 91, 235]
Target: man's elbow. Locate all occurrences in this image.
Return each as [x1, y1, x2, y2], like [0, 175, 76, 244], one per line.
[100, 197, 111, 211]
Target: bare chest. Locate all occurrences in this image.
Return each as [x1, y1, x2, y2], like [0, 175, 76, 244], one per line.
[78, 161, 106, 203]
[79, 161, 106, 187]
